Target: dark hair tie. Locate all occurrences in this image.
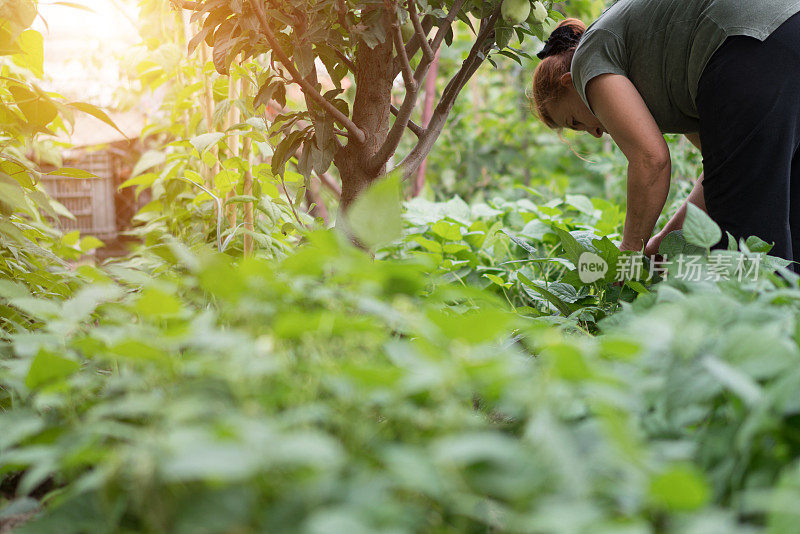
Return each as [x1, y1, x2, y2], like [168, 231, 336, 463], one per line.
[536, 25, 582, 60]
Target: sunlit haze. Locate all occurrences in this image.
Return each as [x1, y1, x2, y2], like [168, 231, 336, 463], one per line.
[33, 0, 139, 106]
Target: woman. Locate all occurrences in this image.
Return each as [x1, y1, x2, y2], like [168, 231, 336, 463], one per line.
[531, 0, 800, 267]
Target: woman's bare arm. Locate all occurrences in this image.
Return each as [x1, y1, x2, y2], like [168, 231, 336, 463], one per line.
[585, 73, 671, 252]
[644, 133, 707, 256]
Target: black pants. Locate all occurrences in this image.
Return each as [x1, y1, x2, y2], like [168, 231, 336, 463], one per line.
[697, 11, 800, 270]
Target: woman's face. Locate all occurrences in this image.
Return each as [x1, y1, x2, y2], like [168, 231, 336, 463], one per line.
[546, 73, 606, 138]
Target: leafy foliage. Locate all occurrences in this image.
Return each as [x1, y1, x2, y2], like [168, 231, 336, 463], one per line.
[3, 2, 800, 533]
[0, 0, 114, 329]
[121, 3, 314, 255]
[2, 181, 800, 532]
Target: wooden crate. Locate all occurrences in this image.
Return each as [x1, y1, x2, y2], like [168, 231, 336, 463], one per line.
[41, 151, 118, 241]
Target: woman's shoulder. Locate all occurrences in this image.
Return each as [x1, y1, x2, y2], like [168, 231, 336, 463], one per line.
[574, 26, 625, 63]
[584, 0, 628, 34]
[569, 0, 641, 77]
[570, 27, 629, 111]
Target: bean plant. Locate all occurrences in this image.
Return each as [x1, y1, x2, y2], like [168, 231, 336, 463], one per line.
[3, 1, 800, 533]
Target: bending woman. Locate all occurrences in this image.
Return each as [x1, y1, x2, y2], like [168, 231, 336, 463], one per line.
[531, 0, 800, 268]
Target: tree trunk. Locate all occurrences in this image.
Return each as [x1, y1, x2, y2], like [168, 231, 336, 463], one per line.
[335, 26, 395, 211]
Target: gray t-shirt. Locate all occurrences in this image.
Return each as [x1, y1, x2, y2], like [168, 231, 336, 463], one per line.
[571, 0, 800, 133]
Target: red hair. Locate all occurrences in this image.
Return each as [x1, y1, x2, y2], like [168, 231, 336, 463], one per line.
[530, 18, 587, 129]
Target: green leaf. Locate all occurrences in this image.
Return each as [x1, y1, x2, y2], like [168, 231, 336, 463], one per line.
[518, 274, 577, 316]
[0, 181, 29, 212]
[658, 230, 706, 258]
[726, 230, 738, 251]
[649, 465, 710, 511]
[271, 131, 304, 177]
[565, 194, 595, 216]
[79, 236, 104, 252]
[502, 229, 537, 256]
[521, 219, 553, 241]
[484, 273, 512, 288]
[702, 356, 762, 405]
[108, 340, 169, 363]
[132, 150, 166, 177]
[68, 101, 126, 137]
[523, 287, 563, 316]
[46, 168, 99, 179]
[190, 132, 225, 155]
[9, 297, 60, 319]
[744, 235, 774, 254]
[213, 169, 236, 196]
[543, 342, 593, 380]
[497, 49, 523, 65]
[427, 307, 514, 344]
[545, 282, 580, 303]
[430, 221, 462, 241]
[0, 279, 31, 299]
[134, 288, 183, 318]
[344, 173, 403, 250]
[591, 236, 620, 283]
[119, 172, 158, 191]
[553, 226, 591, 264]
[62, 230, 80, 246]
[224, 195, 258, 206]
[625, 280, 650, 294]
[0, 410, 43, 450]
[442, 243, 468, 254]
[12, 29, 43, 77]
[25, 350, 80, 389]
[410, 235, 442, 253]
[683, 204, 721, 248]
[495, 24, 513, 49]
[8, 84, 56, 127]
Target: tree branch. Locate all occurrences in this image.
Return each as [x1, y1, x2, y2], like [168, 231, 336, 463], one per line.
[318, 171, 342, 197]
[333, 48, 356, 73]
[370, 0, 466, 172]
[390, 105, 424, 137]
[407, 0, 433, 62]
[414, 47, 439, 196]
[247, 0, 366, 144]
[394, 14, 434, 78]
[337, 0, 351, 31]
[397, 2, 501, 179]
[438, 4, 501, 107]
[429, 0, 467, 54]
[390, 12, 416, 92]
[412, 0, 464, 87]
